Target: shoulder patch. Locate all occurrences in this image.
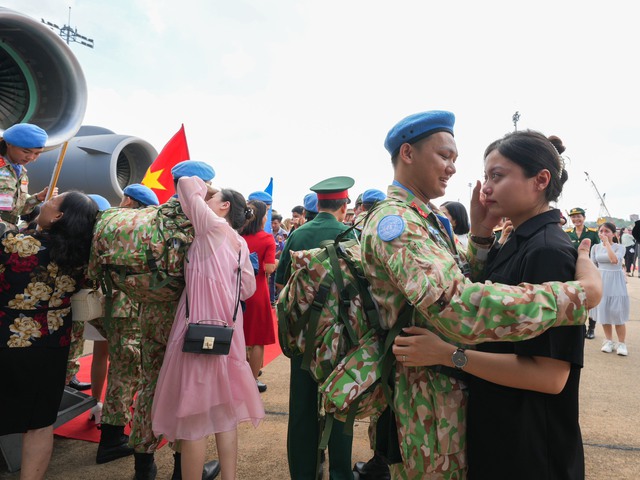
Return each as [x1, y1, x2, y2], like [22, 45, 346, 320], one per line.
[377, 215, 405, 241]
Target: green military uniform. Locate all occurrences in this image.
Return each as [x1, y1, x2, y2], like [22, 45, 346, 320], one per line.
[0, 156, 41, 229]
[564, 226, 600, 249]
[360, 184, 589, 479]
[275, 176, 357, 480]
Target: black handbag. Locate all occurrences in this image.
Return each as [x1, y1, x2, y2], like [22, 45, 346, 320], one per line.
[182, 251, 242, 355]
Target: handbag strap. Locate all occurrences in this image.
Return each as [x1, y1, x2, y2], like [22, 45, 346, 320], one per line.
[185, 250, 242, 326]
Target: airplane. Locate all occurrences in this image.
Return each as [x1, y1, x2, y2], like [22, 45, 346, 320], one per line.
[0, 6, 156, 206]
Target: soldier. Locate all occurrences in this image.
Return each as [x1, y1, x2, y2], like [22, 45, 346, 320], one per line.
[353, 189, 386, 238]
[129, 161, 220, 480]
[95, 184, 159, 465]
[0, 123, 54, 231]
[565, 207, 600, 339]
[303, 191, 319, 222]
[360, 110, 602, 479]
[275, 176, 357, 480]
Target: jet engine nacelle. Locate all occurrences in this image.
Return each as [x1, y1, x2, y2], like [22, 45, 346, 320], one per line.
[27, 126, 157, 206]
[0, 7, 87, 148]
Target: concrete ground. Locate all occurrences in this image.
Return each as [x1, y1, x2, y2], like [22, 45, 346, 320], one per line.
[2, 277, 639, 479]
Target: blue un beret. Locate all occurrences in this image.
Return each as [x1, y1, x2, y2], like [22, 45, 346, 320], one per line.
[248, 191, 273, 205]
[2, 123, 48, 149]
[88, 194, 111, 211]
[362, 189, 386, 205]
[123, 183, 159, 206]
[384, 110, 455, 157]
[171, 160, 215, 181]
[303, 192, 318, 213]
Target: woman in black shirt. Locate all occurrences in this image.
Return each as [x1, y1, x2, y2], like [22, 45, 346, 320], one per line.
[401, 131, 585, 479]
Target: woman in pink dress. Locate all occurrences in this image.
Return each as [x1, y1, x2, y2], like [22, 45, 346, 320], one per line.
[240, 200, 276, 392]
[152, 176, 264, 480]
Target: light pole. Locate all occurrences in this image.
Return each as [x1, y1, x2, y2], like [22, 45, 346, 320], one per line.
[512, 111, 520, 131]
[42, 7, 94, 49]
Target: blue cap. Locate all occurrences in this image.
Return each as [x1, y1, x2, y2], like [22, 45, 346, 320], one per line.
[248, 191, 273, 205]
[88, 194, 111, 211]
[384, 110, 455, 156]
[171, 160, 215, 181]
[303, 192, 318, 213]
[123, 183, 159, 206]
[2, 123, 48, 149]
[362, 189, 386, 205]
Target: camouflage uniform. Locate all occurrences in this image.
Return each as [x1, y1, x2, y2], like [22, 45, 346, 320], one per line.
[128, 299, 178, 453]
[275, 211, 357, 480]
[0, 156, 41, 229]
[360, 185, 588, 479]
[65, 320, 86, 384]
[101, 290, 141, 426]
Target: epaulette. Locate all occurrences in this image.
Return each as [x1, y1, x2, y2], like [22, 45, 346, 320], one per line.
[587, 227, 598, 232]
[564, 228, 573, 233]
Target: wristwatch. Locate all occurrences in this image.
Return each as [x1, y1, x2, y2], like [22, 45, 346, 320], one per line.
[452, 347, 468, 370]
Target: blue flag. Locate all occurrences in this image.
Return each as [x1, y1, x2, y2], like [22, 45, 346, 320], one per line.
[264, 177, 273, 233]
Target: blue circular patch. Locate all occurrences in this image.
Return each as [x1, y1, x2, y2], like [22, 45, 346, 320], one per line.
[377, 215, 405, 242]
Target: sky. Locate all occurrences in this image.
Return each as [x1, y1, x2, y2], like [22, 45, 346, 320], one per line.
[3, 0, 640, 222]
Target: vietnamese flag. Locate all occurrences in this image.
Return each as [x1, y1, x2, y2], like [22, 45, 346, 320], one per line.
[141, 124, 190, 203]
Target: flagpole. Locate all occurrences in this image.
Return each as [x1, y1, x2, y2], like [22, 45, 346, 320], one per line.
[45, 141, 69, 201]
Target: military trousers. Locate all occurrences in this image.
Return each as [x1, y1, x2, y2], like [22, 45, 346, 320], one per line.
[287, 354, 354, 480]
[65, 320, 85, 383]
[129, 301, 177, 453]
[101, 316, 141, 426]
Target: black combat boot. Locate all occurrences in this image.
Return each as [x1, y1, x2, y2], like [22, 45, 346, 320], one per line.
[96, 424, 134, 464]
[134, 452, 157, 480]
[171, 452, 221, 480]
[353, 452, 391, 480]
[585, 317, 596, 339]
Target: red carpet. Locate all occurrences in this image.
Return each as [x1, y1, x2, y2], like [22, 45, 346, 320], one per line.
[54, 310, 282, 443]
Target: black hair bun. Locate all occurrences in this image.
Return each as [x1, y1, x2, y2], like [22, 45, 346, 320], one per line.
[548, 135, 566, 155]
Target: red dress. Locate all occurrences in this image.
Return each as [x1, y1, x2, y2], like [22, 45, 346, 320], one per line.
[242, 231, 276, 346]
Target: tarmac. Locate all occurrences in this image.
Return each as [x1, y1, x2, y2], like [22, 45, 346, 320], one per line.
[2, 276, 639, 479]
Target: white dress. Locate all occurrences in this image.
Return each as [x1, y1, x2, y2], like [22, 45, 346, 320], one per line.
[590, 243, 629, 325]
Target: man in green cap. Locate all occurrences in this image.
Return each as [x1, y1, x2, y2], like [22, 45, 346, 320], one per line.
[565, 207, 600, 339]
[275, 175, 357, 480]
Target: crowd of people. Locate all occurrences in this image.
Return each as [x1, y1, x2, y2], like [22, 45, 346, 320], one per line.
[0, 111, 632, 480]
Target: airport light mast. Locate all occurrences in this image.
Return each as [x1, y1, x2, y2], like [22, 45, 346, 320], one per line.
[512, 111, 520, 131]
[42, 7, 94, 49]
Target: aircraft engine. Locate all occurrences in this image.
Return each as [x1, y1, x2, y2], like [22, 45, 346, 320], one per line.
[1, 8, 158, 206]
[27, 126, 157, 206]
[0, 7, 87, 147]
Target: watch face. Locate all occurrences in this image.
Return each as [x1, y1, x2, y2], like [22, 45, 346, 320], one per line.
[452, 348, 467, 369]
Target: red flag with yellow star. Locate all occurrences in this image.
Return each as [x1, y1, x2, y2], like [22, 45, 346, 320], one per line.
[141, 124, 190, 203]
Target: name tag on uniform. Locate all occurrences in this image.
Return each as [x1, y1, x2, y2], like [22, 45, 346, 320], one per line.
[0, 193, 14, 211]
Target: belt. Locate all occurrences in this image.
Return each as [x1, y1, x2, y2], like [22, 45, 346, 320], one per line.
[0, 211, 19, 225]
